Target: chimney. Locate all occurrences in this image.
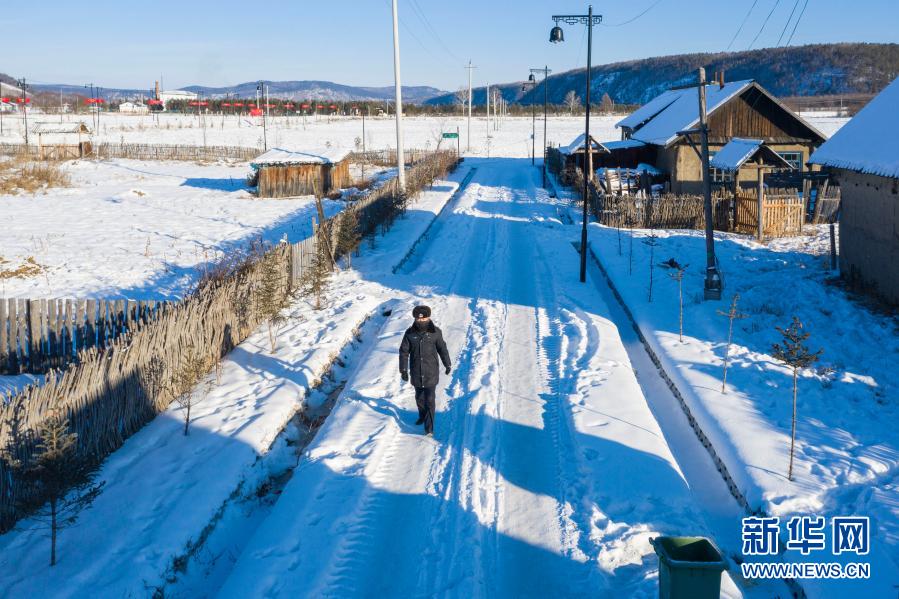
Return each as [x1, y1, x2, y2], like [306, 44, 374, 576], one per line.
[155, 80, 160, 100]
[719, 69, 725, 89]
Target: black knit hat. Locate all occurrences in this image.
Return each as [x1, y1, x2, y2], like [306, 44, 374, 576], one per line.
[412, 305, 431, 318]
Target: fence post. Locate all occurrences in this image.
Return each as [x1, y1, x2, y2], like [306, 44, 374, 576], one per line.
[830, 223, 837, 271]
[757, 167, 765, 241]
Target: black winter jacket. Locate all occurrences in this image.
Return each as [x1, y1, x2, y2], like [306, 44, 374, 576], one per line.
[399, 321, 451, 388]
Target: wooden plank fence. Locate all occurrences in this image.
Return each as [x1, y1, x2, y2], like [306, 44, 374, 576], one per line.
[0, 299, 170, 375]
[0, 150, 460, 533]
[0, 142, 259, 162]
[735, 194, 804, 237]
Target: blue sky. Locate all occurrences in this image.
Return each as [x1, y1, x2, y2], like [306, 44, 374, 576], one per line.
[5, 0, 897, 91]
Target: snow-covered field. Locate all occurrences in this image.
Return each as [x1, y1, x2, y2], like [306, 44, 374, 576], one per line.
[0, 111, 846, 155]
[1, 158, 350, 299]
[582, 218, 899, 596]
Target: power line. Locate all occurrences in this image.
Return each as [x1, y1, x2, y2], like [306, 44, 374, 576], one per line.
[380, 0, 455, 71]
[601, 0, 665, 27]
[748, 0, 781, 50]
[407, 0, 463, 64]
[725, 0, 759, 51]
[775, 0, 801, 46]
[784, 0, 810, 46]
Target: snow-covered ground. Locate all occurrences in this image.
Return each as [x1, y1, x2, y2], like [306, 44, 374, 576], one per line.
[582, 219, 899, 596]
[1, 158, 797, 598]
[1, 159, 349, 299]
[0, 164, 467, 598]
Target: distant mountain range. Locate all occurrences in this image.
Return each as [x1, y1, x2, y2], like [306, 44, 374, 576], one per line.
[16, 42, 899, 108]
[25, 80, 448, 103]
[427, 43, 899, 107]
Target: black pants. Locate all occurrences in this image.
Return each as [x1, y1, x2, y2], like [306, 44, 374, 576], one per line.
[414, 386, 436, 434]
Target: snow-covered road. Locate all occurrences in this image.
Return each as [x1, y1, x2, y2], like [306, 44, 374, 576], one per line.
[218, 159, 764, 597]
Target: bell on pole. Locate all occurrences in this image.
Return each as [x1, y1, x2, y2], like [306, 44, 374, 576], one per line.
[549, 25, 565, 43]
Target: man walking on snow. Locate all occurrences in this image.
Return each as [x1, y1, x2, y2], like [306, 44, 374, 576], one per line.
[399, 305, 451, 436]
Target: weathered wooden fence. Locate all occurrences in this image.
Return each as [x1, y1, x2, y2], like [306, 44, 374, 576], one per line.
[0, 299, 171, 375]
[0, 150, 460, 533]
[589, 186, 731, 230]
[93, 143, 259, 162]
[735, 194, 804, 237]
[349, 148, 435, 167]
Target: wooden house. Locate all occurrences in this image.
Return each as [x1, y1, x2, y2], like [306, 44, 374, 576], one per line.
[809, 77, 899, 305]
[577, 79, 827, 194]
[31, 122, 92, 159]
[251, 147, 352, 198]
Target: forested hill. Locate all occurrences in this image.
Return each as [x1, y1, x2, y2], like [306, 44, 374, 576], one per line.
[427, 43, 899, 107]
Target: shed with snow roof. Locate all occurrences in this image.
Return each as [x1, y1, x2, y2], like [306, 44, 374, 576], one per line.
[809, 77, 899, 304]
[250, 147, 352, 198]
[31, 121, 92, 159]
[602, 79, 826, 194]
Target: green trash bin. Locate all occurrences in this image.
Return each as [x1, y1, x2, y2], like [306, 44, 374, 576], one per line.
[650, 536, 727, 599]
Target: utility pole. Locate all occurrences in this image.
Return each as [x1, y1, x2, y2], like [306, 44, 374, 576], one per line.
[391, 0, 406, 191]
[465, 61, 475, 152]
[96, 87, 102, 133]
[20, 78, 28, 145]
[530, 66, 553, 187]
[257, 82, 267, 151]
[697, 67, 722, 300]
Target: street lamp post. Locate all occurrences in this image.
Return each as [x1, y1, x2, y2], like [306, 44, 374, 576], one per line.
[522, 76, 536, 165]
[550, 6, 602, 283]
[390, 0, 406, 192]
[530, 66, 552, 187]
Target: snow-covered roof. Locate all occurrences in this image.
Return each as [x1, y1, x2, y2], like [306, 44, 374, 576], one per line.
[808, 77, 899, 179]
[617, 80, 753, 146]
[31, 122, 91, 135]
[602, 139, 648, 151]
[710, 138, 793, 171]
[560, 133, 610, 155]
[251, 147, 351, 167]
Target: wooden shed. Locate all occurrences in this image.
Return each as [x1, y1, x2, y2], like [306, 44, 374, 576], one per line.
[592, 79, 827, 194]
[251, 147, 352, 198]
[31, 122, 92, 159]
[809, 76, 899, 305]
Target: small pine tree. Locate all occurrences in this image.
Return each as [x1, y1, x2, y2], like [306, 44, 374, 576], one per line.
[716, 294, 748, 394]
[254, 251, 289, 351]
[334, 209, 361, 270]
[643, 232, 660, 302]
[772, 316, 823, 481]
[169, 345, 211, 436]
[15, 413, 104, 566]
[665, 261, 688, 342]
[299, 234, 332, 311]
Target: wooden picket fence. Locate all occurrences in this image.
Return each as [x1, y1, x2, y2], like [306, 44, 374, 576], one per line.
[0, 299, 170, 375]
[0, 150, 460, 533]
[735, 194, 804, 237]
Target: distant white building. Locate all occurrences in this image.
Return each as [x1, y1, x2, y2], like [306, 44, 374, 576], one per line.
[159, 90, 198, 110]
[118, 101, 149, 114]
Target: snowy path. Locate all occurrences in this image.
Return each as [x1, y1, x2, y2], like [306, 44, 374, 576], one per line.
[219, 159, 757, 597]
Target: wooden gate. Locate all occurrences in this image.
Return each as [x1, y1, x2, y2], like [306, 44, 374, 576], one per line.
[735, 194, 804, 237]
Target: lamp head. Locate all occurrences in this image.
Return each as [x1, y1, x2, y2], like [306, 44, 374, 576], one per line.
[528, 73, 536, 83]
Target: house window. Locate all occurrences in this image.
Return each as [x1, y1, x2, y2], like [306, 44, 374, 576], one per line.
[776, 151, 803, 172]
